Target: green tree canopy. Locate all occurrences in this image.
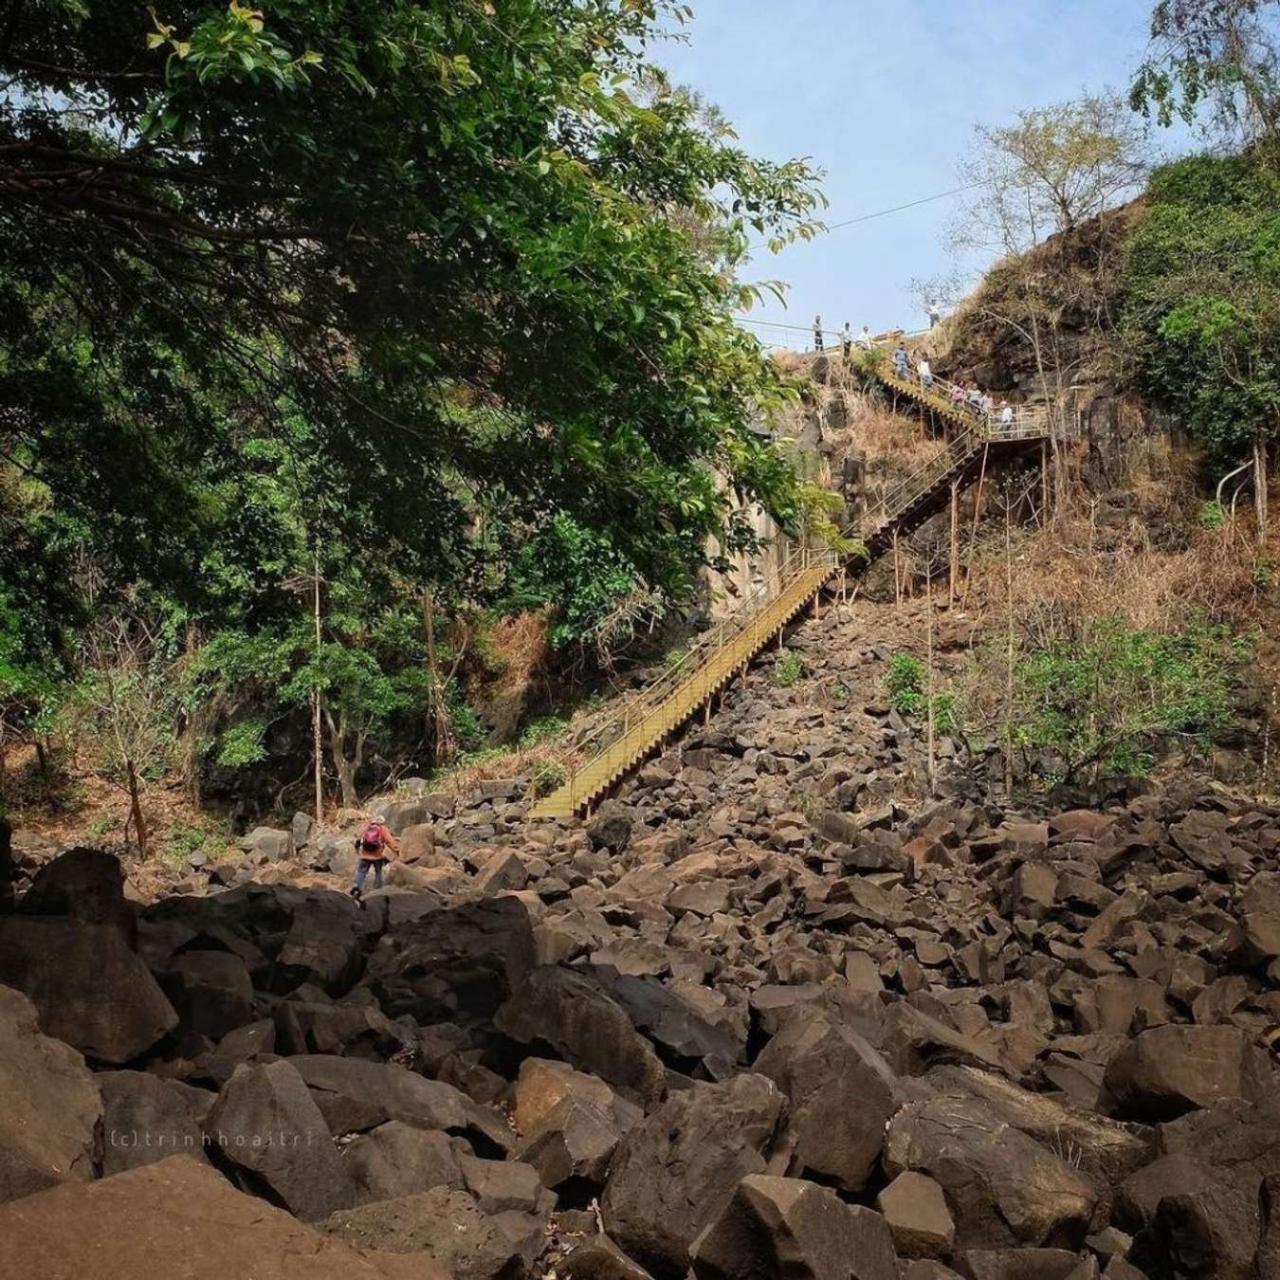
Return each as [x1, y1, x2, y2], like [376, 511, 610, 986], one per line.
[1, 1, 821, 634]
[1121, 146, 1280, 463]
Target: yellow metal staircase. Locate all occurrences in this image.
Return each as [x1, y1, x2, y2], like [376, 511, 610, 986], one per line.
[528, 359, 1052, 821]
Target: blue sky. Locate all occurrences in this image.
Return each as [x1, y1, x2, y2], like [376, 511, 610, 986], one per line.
[656, 0, 1196, 343]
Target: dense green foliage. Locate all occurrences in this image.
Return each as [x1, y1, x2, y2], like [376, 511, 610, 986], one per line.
[884, 652, 956, 735]
[1008, 616, 1245, 782]
[0, 2, 823, 812]
[1122, 146, 1280, 463]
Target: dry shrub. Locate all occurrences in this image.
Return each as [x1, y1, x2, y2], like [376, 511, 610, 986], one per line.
[967, 502, 1264, 649]
[463, 610, 553, 744]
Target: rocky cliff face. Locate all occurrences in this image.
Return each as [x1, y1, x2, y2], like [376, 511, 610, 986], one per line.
[923, 201, 1179, 490]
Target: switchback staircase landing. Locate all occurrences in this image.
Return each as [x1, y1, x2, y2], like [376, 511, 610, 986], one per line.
[528, 363, 1052, 820]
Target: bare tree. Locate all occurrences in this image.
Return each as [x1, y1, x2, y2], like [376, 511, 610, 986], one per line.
[955, 95, 1151, 255]
[59, 606, 177, 855]
[950, 95, 1151, 510]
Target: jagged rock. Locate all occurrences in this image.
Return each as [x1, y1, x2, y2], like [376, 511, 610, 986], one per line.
[273, 999, 404, 1059]
[288, 1054, 509, 1152]
[601, 1074, 788, 1279]
[459, 1153, 552, 1214]
[1129, 1172, 1262, 1280]
[754, 1012, 899, 1192]
[595, 970, 744, 1077]
[515, 1090, 633, 1189]
[1102, 1025, 1274, 1120]
[98, 1070, 211, 1174]
[691, 1174, 898, 1280]
[364, 896, 535, 1020]
[324, 1187, 547, 1279]
[0, 984, 101, 1203]
[291, 811, 314, 851]
[198, 1018, 276, 1085]
[513, 1057, 637, 1134]
[243, 826, 293, 862]
[955, 1250, 1084, 1280]
[343, 1121, 464, 1204]
[1235, 872, 1280, 962]
[880, 1001, 1006, 1076]
[18, 847, 137, 944]
[884, 1096, 1097, 1249]
[496, 966, 666, 1106]
[159, 948, 255, 1042]
[925, 1066, 1147, 1205]
[0, 1155, 433, 1280]
[877, 1171, 956, 1258]
[203, 1059, 355, 1221]
[0, 916, 177, 1064]
[587, 802, 634, 853]
[563, 1236, 658, 1280]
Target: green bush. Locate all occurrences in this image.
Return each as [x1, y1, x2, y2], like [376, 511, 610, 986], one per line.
[885, 652, 956, 732]
[932, 691, 960, 737]
[517, 715, 569, 751]
[1199, 500, 1226, 530]
[775, 649, 805, 688]
[886, 653, 926, 716]
[1009, 616, 1245, 782]
[531, 761, 566, 797]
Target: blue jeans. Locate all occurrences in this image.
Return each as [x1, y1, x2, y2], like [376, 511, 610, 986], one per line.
[354, 858, 384, 893]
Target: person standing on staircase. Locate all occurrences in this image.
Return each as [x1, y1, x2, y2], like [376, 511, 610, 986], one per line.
[351, 814, 398, 901]
[857, 325, 874, 350]
[893, 342, 910, 380]
[813, 316, 824, 352]
[999, 401, 1014, 429]
[918, 357, 933, 391]
[950, 383, 965, 409]
[842, 323, 853, 358]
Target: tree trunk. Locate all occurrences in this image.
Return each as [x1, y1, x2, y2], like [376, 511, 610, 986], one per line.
[1256, 435, 1269, 548]
[333, 748, 358, 811]
[313, 542, 325, 823]
[925, 572, 936, 796]
[125, 757, 148, 856]
[1004, 505, 1015, 795]
[324, 708, 359, 811]
[422, 591, 454, 768]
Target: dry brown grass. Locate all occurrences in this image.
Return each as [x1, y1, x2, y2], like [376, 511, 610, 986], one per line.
[966, 496, 1266, 650]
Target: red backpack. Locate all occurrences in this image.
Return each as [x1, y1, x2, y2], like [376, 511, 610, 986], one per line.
[359, 823, 385, 854]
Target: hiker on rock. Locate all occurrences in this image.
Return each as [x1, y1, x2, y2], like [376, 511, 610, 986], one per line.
[842, 322, 853, 358]
[352, 814, 398, 900]
[813, 315, 824, 352]
[856, 324, 874, 350]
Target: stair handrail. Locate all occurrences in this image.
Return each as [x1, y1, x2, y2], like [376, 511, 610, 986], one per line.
[548, 539, 841, 789]
[862, 427, 981, 536]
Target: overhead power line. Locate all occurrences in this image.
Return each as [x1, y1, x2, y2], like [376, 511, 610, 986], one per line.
[823, 183, 982, 232]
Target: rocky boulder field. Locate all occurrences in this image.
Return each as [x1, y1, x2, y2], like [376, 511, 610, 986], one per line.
[3, 601, 1280, 1280]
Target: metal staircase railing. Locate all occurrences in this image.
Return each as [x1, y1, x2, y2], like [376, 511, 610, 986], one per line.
[528, 541, 840, 818]
[527, 366, 1055, 820]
